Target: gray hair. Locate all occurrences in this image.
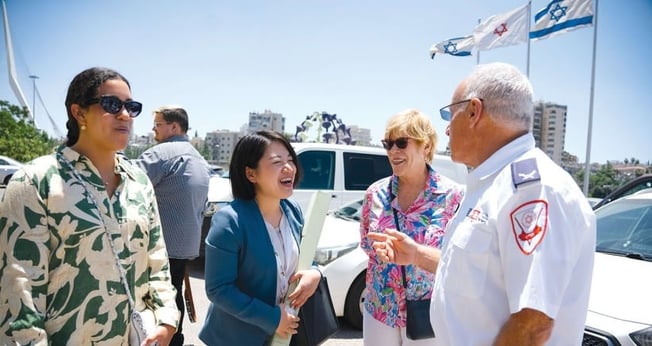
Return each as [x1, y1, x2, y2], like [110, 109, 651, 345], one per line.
[463, 62, 534, 131]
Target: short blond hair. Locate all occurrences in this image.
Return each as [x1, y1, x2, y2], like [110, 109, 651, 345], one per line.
[384, 109, 437, 162]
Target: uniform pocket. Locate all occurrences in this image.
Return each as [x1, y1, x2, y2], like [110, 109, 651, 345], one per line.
[445, 224, 492, 298]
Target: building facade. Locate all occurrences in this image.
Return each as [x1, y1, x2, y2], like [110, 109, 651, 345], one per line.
[205, 130, 242, 166]
[533, 101, 567, 164]
[247, 109, 285, 134]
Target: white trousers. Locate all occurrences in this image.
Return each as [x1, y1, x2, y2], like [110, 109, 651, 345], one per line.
[362, 308, 435, 346]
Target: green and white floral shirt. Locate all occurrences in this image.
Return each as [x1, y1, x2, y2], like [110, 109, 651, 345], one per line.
[0, 146, 179, 345]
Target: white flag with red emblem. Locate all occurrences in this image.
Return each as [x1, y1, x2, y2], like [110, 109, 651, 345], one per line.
[473, 4, 529, 51]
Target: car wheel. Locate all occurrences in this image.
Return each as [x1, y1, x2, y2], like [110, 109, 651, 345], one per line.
[3, 174, 11, 185]
[343, 271, 366, 330]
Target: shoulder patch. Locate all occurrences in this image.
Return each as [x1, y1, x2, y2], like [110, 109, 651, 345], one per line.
[510, 200, 548, 255]
[511, 158, 540, 188]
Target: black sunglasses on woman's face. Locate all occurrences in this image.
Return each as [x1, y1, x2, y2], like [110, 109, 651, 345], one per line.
[85, 95, 143, 118]
[381, 137, 409, 150]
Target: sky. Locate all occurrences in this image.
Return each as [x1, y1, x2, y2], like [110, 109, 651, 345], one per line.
[1, 0, 651, 164]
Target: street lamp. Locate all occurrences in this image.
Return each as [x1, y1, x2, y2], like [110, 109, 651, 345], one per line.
[28, 75, 39, 120]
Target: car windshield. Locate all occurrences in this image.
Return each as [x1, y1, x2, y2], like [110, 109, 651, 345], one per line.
[595, 196, 652, 261]
[332, 199, 363, 222]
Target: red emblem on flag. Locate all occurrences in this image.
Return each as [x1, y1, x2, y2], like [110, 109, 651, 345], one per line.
[510, 200, 548, 255]
[494, 23, 508, 36]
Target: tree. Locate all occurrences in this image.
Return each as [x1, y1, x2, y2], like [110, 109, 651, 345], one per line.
[0, 100, 59, 162]
[574, 162, 620, 198]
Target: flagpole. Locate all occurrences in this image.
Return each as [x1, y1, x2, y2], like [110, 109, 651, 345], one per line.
[582, 0, 598, 195]
[476, 18, 481, 65]
[526, 1, 532, 77]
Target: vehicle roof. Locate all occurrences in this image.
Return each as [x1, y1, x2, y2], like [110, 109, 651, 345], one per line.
[291, 142, 386, 155]
[0, 155, 22, 165]
[593, 174, 652, 209]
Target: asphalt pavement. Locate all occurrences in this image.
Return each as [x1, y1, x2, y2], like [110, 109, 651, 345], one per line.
[182, 259, 362, 346]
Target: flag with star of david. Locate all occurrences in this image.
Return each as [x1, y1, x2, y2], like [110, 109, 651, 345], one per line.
[473, 4, 529, 51]
[429, 35, 474, 58]
[529, 0, 594, 41]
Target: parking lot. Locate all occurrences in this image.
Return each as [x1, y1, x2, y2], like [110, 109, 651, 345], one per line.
[183, 259, 362, 346]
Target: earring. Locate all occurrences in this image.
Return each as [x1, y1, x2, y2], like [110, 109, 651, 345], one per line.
[80, 125, 87, 131]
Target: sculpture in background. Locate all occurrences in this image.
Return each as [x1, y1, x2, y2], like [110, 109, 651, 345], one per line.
[293, 112, 355, 145]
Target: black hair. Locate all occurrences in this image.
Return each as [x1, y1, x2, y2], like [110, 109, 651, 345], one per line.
[229, 131, 302, 200]
[64, 67, 131, 146]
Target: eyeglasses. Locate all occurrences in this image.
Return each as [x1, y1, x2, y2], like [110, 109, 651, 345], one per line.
[85, 95, 143, 118]
[381, 137, 410, 150]
[439, 98, 479, 121]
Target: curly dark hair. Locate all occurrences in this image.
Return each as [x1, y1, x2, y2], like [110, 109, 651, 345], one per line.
[64, 67, 130, 146]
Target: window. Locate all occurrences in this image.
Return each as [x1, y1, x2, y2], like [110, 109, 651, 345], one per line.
[297, 151, 335, 190]
[343, 153, 392, 190]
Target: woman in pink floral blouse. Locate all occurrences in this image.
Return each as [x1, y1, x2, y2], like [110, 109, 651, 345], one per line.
[360, 109, 465, 345]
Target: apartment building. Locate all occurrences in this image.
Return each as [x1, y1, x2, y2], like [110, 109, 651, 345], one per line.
[533, 101, 567, 164]
[248, 109, 285, 134]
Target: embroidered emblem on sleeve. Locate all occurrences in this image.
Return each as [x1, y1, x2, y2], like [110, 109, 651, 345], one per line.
[510, 200, 548, 255]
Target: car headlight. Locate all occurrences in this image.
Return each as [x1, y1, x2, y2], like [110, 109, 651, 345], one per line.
[314, 242, 359, 266]
[630, 326, 652, 345]
[203, 201, 228, 217]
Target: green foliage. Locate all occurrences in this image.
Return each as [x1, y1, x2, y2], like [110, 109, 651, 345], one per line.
[0, 100, 60, 162]
[575, 162, 629, 198]
[123, 144, 151, 159]
[199, 142, 212, 161]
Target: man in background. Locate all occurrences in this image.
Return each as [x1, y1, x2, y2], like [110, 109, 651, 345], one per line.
[135, 105, 210, 346]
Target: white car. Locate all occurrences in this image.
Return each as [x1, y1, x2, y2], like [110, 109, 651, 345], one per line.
[0, 155, 22, 186]
[315, 199, 367, 329]
[583, 191, 652, 345]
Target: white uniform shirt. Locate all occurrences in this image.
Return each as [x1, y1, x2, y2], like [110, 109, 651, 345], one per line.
[431, 134, 596, 345]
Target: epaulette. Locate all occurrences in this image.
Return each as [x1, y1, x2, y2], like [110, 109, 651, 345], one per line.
[511, 157, 540, 188]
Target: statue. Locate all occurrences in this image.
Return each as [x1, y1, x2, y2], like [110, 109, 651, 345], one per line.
[293, 111, 355, 145]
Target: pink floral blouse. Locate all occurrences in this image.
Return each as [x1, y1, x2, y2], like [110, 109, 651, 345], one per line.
[360, 166, 464, 328]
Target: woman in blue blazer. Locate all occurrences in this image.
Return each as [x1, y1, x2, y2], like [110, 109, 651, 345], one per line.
[200, 131, 322, 345]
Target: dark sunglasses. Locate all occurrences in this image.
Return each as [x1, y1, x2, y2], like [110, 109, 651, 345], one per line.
[381, 137, 410, 150]
[85, 95, 143, 118]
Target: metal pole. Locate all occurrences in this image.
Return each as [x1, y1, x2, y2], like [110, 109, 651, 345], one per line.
[29, 74, 39, 120]
[583, 0, 599, 196]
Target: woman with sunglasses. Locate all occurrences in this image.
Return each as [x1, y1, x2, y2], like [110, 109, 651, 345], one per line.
[0, 67, 179, 345]
[359, 109, 464, 345]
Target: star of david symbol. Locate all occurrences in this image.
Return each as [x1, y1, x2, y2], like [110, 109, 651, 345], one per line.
[493, 23, 508, 36]
[444, 41, 458, 54]
[549, 3, 568, 22]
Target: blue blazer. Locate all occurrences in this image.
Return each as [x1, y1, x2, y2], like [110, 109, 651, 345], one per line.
[199, 198, 304, 345]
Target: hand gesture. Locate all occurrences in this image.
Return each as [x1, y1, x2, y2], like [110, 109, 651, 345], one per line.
[368, 229, 418, 265]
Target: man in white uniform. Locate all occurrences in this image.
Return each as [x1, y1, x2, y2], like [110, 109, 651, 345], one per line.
[369, 62, 596, 345]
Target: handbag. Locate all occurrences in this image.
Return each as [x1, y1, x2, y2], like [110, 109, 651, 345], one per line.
[402, 267, 435, 340]
[290, 276, 339, 346]
[388, 180, 435, 340]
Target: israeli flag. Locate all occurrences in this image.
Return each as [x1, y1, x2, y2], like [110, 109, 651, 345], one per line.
[529, 0, 594, 41]
[430, 35, 474, 58]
